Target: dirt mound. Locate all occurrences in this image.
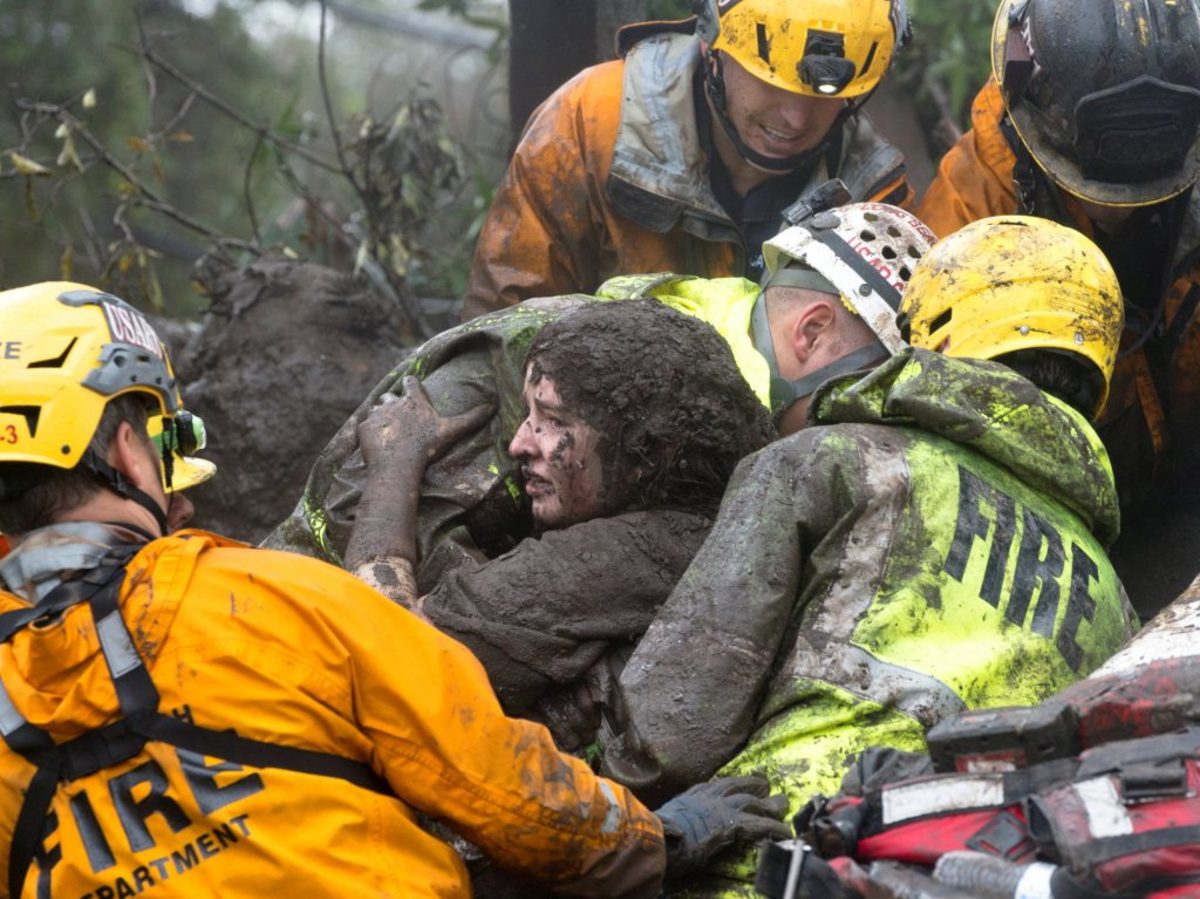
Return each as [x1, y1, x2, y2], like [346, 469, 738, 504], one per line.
[175, 260, 411, 542]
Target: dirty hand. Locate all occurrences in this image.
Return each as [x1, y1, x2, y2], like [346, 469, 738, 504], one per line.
[655, 775, 792, 878]
[358, 375, 494, 470]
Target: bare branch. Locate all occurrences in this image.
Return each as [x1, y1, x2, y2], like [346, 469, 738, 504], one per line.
[153, 90, 198, 142]
[243, 130, 265, 245]
[318, 1, 364, 199]
[125, 44, 342, 175]
[16, 98, 261, 257]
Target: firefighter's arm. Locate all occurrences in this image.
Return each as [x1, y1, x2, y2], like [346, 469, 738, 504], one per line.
[917, 79, 1019, 238]
[325, 569, 667, 898]
[605, 438, 831, 797]
[463, 83, 602, 320]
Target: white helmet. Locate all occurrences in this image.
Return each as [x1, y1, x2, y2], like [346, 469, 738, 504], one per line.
[752, 200, 935, 414]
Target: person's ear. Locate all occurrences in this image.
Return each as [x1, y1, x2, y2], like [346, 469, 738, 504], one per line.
[109, 420, 161, 495]
[788, 299, 836, 366]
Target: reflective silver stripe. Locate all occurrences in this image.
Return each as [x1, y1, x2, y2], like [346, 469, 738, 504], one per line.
[828, 642, 968, 727]
[598, 780, 622, 834]
[1094, 588, 1200, 676]
[1074, 776, 1133, 838]
[776, 440, 967, 729]
[0, 521, 116, 599]
[0, 679, 29, 737]
[882, 774, 1005, 825]
[96, 611, 141, 677]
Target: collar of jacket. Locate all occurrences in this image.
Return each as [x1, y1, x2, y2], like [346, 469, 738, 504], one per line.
[0, 522, 138, 603]
[809, 347, 1121, 546]
[606, 31, 908, 239]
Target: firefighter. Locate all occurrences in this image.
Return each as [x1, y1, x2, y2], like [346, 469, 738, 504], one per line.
[463, 0, 914, 319]
[603, 215, 1137, 896]
[916, 0, 1200, 560]
[0, 282, 790, 898]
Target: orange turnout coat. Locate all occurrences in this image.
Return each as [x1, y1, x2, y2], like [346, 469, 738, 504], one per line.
[0, 529, 664, 898]
[465, 26, 912, 319]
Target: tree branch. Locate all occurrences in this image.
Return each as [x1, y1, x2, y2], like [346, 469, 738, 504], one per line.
[16, 99, 261, 257]
[126, 44, 343, 175]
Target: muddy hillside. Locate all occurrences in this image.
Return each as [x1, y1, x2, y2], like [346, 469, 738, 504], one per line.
[174, 260, 411, 542]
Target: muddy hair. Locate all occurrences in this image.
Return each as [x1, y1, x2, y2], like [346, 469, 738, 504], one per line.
[524, 300, 776, 516]
[997, 348, 1105, 419]
[0, 394, 155, 534]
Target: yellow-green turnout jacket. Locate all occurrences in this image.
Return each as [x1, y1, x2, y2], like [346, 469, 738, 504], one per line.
[606, 348, 1136, 895]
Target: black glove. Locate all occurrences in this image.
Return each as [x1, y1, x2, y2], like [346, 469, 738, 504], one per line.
[655, 775, 792, 878]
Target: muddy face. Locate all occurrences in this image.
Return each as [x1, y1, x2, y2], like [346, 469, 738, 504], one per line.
[508, 368, 610, 529]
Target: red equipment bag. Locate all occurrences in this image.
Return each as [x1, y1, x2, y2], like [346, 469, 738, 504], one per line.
[789, 732, 1200, 898]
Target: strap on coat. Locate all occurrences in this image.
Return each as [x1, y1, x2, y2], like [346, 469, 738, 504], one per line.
[0, 556, 390, 898]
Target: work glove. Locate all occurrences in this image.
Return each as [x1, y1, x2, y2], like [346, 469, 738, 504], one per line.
[655, 774, 792, 878]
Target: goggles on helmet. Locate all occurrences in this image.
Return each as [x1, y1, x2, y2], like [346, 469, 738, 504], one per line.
[152, 410, 206, 458]
[148, 410, 215, 493]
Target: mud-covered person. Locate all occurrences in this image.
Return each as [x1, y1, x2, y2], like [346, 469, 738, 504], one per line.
[464, 0, 914, 318]
[341, 300, 775, 749]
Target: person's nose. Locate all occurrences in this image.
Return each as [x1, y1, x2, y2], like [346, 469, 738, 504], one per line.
[508, 417, 535, 459]
[777, 93, 832, 131]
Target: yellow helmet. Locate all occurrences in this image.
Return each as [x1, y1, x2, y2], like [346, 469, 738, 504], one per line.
[898, 216, 1124, 418]
[0, 282, 213, 492]
[696, 0, 909, 98]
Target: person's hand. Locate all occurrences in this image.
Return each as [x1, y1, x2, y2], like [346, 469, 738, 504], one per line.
[358, 375, 494, 471]
[655, 775, 791, 878]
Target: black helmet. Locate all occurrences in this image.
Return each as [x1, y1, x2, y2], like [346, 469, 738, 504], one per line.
[993, 0, 1200, 207]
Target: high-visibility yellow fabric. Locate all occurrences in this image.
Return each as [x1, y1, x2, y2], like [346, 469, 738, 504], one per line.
[597, 273, 770, 408]
[917, 78, 1200, 507]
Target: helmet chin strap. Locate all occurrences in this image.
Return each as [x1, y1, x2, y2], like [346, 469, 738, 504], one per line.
[750, 291, 887, 418]
[82, 449, 168, 538]
[703, 49, 850, 175]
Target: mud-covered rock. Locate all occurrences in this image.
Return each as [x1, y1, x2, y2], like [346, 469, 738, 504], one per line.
[175, 260, 411, 542]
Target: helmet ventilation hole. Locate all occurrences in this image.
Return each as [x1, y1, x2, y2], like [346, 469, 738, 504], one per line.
[0, 406, 40, 438]
[860, 229, 876, 242]
[26, 337, 78, 370]
[931, 308, 953, 333]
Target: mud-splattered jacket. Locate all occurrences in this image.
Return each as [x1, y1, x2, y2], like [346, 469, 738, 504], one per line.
[0, 524, 664, 898]
[607, 349, 1136, 844]
[266, 278, 767, 746]
[463, 26, 912, 319]
[918, 77, 1200, 512]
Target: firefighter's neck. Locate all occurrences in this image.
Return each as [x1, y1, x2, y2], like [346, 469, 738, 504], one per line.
[707, 100, 777, 197]
[57, 426, 168, 539]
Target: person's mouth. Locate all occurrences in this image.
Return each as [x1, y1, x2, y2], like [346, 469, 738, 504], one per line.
[756, 123, 809, 154]
[522, 468, 554, 497]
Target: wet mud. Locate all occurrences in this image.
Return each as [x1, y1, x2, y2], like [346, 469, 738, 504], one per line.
[175, 260, 411, 541]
